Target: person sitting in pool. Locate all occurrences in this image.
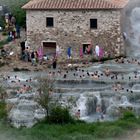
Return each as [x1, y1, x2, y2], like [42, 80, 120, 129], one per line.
[104, 68, 111, 77]
[112, 84, 118, 92]
[26, 85, 32, 92]
[117, 83, 122, 90]
[18, 85, 28, 94]
[96, 105, 102, 120]
[92, 74, 99, 80]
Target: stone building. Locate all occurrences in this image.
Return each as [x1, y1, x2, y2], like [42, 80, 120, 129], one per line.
[22, 0, 128, 61]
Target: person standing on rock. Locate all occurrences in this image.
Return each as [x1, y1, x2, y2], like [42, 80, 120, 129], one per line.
[37, 46, 43, 65]
[52, 55, 57, 69]
[52, 57, 57, 69]
[24, 47, 29, 62]
[67, 47, 72, 59]
[75, 109, 80, 119]
[96, 105, 102, 120]
[95, 44, 100, 60]
[56, 45, 61, 58]
[31, 51, 35, 66]
[31, 51, 38, 66]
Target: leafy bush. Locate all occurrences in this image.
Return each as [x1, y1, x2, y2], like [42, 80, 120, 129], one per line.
[0, 102, 7, 120]
[37, 78, 54, 116]
[37, 78, 75, 124]
[0, 0, 29, 27]
[121, 111, 136, 121]
[2, 32, 8, 36]
[0, 16, 5, 28]
[11, 6, 26, 27]
[47, 106, 74, 124]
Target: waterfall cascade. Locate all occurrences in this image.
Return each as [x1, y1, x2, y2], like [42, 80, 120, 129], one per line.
[122, 0, 140, 56]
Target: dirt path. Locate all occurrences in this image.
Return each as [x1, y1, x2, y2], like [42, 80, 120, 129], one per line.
[129, 130, 140, 140]
[118, 129, 140, 140]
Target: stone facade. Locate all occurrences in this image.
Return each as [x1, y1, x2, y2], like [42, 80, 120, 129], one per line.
[26, 9, 124, 61]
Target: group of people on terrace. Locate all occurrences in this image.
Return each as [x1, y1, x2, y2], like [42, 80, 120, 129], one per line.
[67, 44, 104, 60]
[19, 40, 106, 69]
[20, 41, 57, 68]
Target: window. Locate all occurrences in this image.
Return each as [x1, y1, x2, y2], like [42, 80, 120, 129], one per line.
[46, 17, 54, 27]
[90, 19, 97, 29]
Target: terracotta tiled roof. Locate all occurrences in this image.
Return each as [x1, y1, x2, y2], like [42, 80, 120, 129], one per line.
[22, 0, 128, 10]
[106, 0, 129, 8]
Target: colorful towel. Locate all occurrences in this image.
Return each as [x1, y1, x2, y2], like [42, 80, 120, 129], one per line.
[38, 46, 43, 60]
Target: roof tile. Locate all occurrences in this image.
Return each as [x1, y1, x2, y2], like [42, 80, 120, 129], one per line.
[22, 0, 129, 10]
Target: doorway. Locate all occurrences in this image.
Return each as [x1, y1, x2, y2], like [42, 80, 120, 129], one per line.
[83, 44, 92, 54]
[43, 42, 56, 57]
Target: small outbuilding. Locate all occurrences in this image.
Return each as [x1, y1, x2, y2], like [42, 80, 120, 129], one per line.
[22, 0, 129, 61]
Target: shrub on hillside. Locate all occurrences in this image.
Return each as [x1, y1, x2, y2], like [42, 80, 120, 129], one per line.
[37, 78, 75, 124]
[121, 111, 136, 121]
[7, 0, 29, 27]
[12, 6, 26, 27]
[0, 102, 7, 120]
[37, 78, 54, 116]
[47, 106, 74, 124]
[0, 16, 5, 28]
[2, 32, 7, 36]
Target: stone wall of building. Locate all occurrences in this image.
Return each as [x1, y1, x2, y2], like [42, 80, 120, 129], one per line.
[26, 9, 124, 61]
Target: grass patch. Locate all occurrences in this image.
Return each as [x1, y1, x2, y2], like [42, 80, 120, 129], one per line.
[0, 111, 139, 140]
[0, 118, 139, 140]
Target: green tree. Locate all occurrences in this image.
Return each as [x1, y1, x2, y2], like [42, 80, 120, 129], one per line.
[37, 78, 75, 124]
[37, 78, 54, 116]
[0, 16, 5, 28]
[11, 5, 26, 27]
[0, 86, 7, 119]
[0, 0, 29, 27]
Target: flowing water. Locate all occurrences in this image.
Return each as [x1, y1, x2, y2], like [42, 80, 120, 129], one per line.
[122, 0, 140, 56]
[2, 59, 140, 125]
